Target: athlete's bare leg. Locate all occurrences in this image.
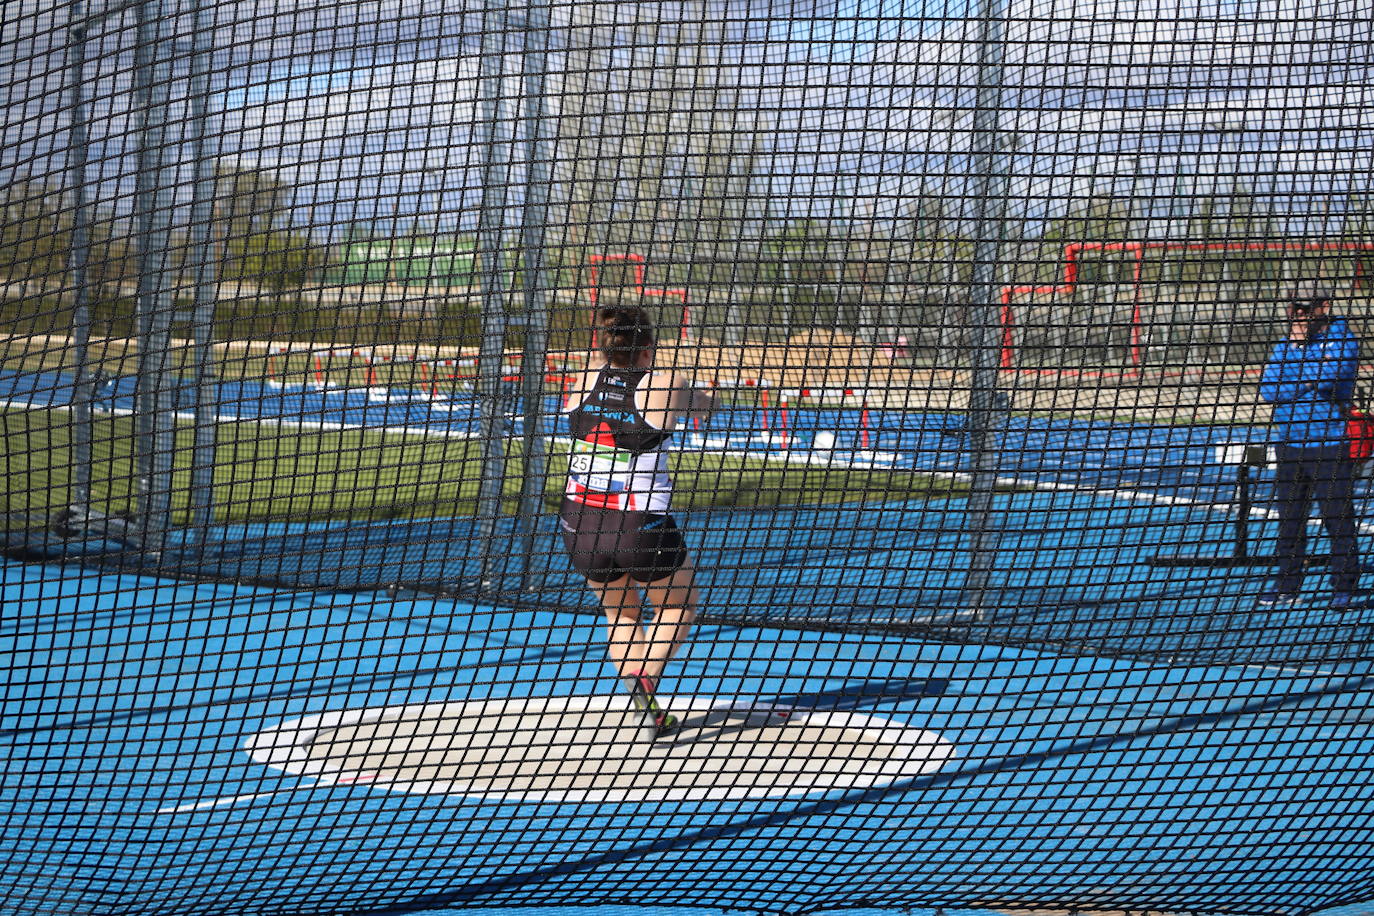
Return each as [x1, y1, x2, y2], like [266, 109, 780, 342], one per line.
[639, 560, 698, 684]
[592, 574, 647, 679]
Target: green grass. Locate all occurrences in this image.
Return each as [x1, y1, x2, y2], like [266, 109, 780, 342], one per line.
[2, 407, 968, 528]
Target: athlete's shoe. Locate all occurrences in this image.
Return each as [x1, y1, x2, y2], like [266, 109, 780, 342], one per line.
[624, 670, 655, 709]
[625, 671, 679, 739]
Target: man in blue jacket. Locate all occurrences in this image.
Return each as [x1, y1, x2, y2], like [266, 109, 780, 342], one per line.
[1258, 285, 1362, 608]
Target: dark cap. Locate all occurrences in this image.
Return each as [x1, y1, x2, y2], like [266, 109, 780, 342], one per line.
[1289, 283, 1336, 317]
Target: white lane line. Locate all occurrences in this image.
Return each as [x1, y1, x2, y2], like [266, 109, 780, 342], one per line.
[1242, 661, 1348, 679]
[0, 397, 485, 441]
[154, 784, 314, 814]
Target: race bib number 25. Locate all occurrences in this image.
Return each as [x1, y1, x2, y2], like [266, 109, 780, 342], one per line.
[570, 439, 634, 490]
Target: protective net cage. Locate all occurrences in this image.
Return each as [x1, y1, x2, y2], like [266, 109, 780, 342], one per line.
[4, 0, 1374, 914]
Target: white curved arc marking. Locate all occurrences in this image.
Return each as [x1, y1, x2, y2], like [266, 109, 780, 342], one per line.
[238, 695, 955, 805]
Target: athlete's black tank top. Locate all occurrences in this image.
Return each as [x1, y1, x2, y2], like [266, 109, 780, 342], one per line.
[566, 366, 672, 455]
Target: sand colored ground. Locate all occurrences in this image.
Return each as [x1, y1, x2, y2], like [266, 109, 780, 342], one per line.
[655, 329, 1272, 426]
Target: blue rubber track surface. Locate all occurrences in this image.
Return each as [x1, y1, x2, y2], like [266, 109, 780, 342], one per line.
[5, 559, 1374, 915]
[6, 371, 1374, 914]
[6, 368, 1374, 665]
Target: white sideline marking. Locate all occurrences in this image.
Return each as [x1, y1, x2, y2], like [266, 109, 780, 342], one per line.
[155, 787, 308, 814]
[0, 397, 486, 440]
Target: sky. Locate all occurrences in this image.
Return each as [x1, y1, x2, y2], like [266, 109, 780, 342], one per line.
[2, 0, 1372, 239]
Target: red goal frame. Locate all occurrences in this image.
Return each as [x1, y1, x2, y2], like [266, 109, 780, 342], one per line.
[999, 240, 1374, 373]
[587, 253, 690, 342]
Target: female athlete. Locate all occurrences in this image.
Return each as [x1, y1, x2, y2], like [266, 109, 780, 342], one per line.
[560, 304, 715, 737]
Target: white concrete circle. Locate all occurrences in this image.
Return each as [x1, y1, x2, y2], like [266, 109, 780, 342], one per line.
[245, 695, 955, 804]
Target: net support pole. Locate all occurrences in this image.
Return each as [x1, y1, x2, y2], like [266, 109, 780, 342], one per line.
[132, 0, 179, 550]
[473, 0, 516, 588]
[960, 0, 1014, 617]
[183, 6, 219, 537]
[63, 6, 95, 514]
[515, 0, 555, 595]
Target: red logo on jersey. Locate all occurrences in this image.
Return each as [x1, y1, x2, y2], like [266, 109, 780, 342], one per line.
[586, 422, 617, 447]
[568, 481, 621, 509]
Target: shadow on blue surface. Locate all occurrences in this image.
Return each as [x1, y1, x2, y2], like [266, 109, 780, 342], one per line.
[8, 490, 1374, 667]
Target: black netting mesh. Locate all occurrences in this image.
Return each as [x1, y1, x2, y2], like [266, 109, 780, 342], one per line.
[4, 1, 1374, 914]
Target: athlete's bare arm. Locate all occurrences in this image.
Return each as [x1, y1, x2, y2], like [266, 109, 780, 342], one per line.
[562, 364, 604, 412]
[637, 371, 715, 430]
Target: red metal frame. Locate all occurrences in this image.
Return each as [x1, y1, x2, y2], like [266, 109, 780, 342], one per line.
[998, 240, 1374, 372]
[587, 252, 690, 341]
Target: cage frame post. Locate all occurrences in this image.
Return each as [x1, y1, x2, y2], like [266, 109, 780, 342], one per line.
[131, 0, 180, 551]
[472, 0, 517, 588]
[183, 2, 219, 537]
[63, 5, 95, 515]
[514, 0, 556, 595]
[960, 0, 1015, 618]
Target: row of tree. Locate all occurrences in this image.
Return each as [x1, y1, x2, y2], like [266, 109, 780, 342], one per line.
[3, 163, 1371, 305]
[0, 164, 317, 296]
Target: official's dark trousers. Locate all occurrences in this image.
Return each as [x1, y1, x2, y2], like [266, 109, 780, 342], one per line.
[1273, 443, 1361, 594]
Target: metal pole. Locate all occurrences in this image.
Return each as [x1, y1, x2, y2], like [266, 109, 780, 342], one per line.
[183, 7, 219, 537]
[1234, 464, 1251, 561]
[515, 0, 554, 594]
[473, 0, 515, 588]
[132, 0, 178, 551]
[960, 0, 1014, 616]
[64, 4, 95, 513]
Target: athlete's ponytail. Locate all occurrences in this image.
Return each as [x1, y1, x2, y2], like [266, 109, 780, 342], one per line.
[596, 305, 654, 367]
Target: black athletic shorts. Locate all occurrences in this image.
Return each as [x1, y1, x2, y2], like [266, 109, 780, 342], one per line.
[558, 498, 688, 584]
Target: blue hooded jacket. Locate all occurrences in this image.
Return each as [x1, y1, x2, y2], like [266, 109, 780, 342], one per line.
[1259, 316, 1360, 448]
